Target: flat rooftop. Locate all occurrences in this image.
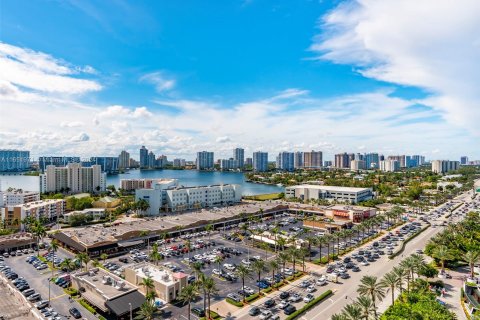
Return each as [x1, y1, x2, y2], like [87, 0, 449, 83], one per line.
[131, 263, 187, 286]
[58, 202, 281, 247]
[287, 185, 371, 192]
[72, 268, 136, 299]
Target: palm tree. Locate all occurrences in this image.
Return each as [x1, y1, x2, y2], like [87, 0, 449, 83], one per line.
[304, 235, 316, 262]
[355, 295, 375, 320]
[76, 252, 90, 271]
[100, 253, 108, 264]
[205, 224, 214, 241]
[149, 247, 162, 266]
[185, 239, 192, 259]
[432, 245, 452, 274]
[268, 259, 279, 290]
[140, 276, 155, 298]
[214, 255, 223, 270]
[60, 258, 74, 271]
[276, 237, 287, 252]
[32, 222, 47, 256]
[252, 260, 268, 294]
[235, 264, 253, 302]
[203, 276, 219, 319]
[278, 252, 289, 271]
[409, 254, 425, 281]
[342, 303, 362, 320]
[191, 262, 203, 281]
[357, 275, 385, 318]
[331, 314, 348, 320]
[381, 271, 399, 305]
[462, 250, 480, 279]
[135, 300, 160, 320]
[287, 247, 299, 275]
[392, 266, 408, 293]
[178, 284, 199, 320]
[317, 235, 327, 263]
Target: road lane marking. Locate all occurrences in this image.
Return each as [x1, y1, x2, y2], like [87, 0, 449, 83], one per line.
[50, 293, 67, 301]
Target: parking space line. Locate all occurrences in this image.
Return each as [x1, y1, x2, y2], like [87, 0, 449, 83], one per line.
[50, 293, 67, 301]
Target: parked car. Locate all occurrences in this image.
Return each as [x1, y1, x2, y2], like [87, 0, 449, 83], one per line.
[69, 307, 82, 319]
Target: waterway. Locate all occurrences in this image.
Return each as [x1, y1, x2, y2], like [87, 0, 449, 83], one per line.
[0, 169, 283, 195]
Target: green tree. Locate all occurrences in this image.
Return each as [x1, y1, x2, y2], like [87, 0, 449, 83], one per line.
[252, 260, 268, 294]
[357, 275, 385, 318]
[178, 284, 199, 320]
[432, 245, 452, 273]
[381, 271, 399, 305]
[235, 264, 253, 302]
[140, 276, 155, 299]
[462, 250, 480, 279]
[135, 300, 161, 320]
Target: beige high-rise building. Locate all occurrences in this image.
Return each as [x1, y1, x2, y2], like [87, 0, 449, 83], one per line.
[118, 150, 130, 169]
[303, 150, 323, 169]
[40, 163, 106, 193]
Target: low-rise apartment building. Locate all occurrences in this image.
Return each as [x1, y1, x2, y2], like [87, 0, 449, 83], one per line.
[0, 199, 65, 228]
[120, 178, 178, 191]
[63, 208, 105, 224]
[124, 263, 188, 303]
[285, 185, 373, 204]
[0, 190, 40, 207]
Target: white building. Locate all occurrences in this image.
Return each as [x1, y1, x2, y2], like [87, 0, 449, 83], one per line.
[134, 180, 179, 215]
[220, 158, 239, 170]
[350, 160, 366, 171]
[135, 183, 242, 215]
[63, 208, 106, 223]
[431, 160, 460, 174]
[380, 160, 400, 172]
[39, 163, 106, 194]
[0, 190, 40, 207]
[285, 185, 373, 204]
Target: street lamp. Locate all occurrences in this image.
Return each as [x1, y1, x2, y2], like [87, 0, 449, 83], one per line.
[129, 303, 132, 320]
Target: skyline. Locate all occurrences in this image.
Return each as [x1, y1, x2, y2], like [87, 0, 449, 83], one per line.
[1, 0, 480, 159]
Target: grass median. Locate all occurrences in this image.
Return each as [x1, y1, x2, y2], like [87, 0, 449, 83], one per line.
[285, 289, 333, 320]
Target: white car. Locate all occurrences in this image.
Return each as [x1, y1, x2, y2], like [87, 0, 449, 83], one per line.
[361, 261, 369, 266]
[224, 263, 236, 271]
[306, 285, 316, 293]
[278, 300, 289, 309]
[316, 277, 326, 286]
[212, 269, 222, 276]
[289, 293, 302, 302]
[259, 310, 272, 320]
[303, 294, 315, 303]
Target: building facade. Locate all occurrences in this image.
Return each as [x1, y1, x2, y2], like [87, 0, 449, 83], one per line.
[173, 158, 186, 167]
[90, 157, 119, 174]
[285, 185, 373, 204]
[38, 156, 80, 172]
[364, 153, 380, 169]
[1, 199, 65, 228]
[0, 190, 40, 207]
[118, 150, 130, 169]
[139, 146, 149, 168]
[303, 150, 322, 169]
[253, 152, 268, 172]
[432, 160, 460, 174]
[276, 152, 294, 171]
[350, 160, 366, 171]
[39, 163, 106, 193]
[135, 183, 242, 214]
[233, 148, 245, 168]
[196, 151, 214, 170]
[380, 160, 400, 172]
[0, 150, 30, 172]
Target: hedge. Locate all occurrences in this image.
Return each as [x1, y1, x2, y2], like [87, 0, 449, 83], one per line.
[245, 292, 261, 303]
[226, 298, 244, 307]
[63, 287, 79, 296]
[273, 281, 286, 289]
[263, 287, 273, 294]
[286, 276, 295, 281]
[200, 310, 221, 320]
[388, 224, 430, 259]
[285, 290, 333, 320]
[78, 299, 97, 314]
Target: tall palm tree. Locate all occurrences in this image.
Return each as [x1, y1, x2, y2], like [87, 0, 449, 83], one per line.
[203, 276, 219, 319]
[278, 252, 289, 271]
[276, 237, 287, 252]
[392, 266, 408, 293]
[287, 247, 299, 275]
[331, 314, 348, 320]
[252, 260, 268, 294]
[462, 250, 480, 279]
[304, 235, 316, 262]
[214, 255, 223, 270]
[60, 258, 74, 271]
[342, 303, 362, 320]
[32, 222, 47, 256]
[178, 284, 199, 320]
[205, 224, 214, 242]
[235, 264, 253, 302]
[381, 271, 399, 305]
[432, 245, 452, 274]
[316, 235, 327, 263]
[76, 252, 90, 271]
[191, 262, 203, 282]
[357, 275, 385, 318]
[149, 244, 162, 266]
[269, 259, 279, 290]
[400, 259, 415, 293]
[409, 254, 425, 281]
[355, 295, 375, 320]
[140, 276, 155, 298]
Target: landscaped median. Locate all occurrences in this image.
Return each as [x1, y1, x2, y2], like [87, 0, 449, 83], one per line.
[388, 224, 430, 259]
[285, 289, 333, 320]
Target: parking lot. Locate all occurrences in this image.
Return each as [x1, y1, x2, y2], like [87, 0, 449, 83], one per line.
[0, 249, 96, 320]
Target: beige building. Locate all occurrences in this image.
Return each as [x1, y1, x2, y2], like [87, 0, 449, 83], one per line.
[92, 196, 121, 210]
[70, 268, 145, 318]
[120, 178, 178, 192]
[303, 150, 323, 169]
[39, 163, 106, 194]
[124, 263, 188, 303]
[1, 199, 65, 229]
[63, 208, 105, 223]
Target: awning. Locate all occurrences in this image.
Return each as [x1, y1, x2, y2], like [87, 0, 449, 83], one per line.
[105, 291, 146, 316]
[117, 240, 144, 248]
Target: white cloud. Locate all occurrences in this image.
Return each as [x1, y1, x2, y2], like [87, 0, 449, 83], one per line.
[310, 0, 480, 136]
[0, 42, 102, 94]
[139, 71, 176, 92]
[61, 121, 84, 128]
[94, 105, 153, 124]
[70, 132, 90, 142]
[216, 136, 232, 143]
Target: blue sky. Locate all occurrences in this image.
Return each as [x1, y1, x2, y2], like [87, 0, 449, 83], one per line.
[1, 0, 479, 160]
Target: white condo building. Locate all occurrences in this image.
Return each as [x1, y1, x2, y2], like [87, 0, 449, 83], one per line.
[431, 160, 460, 174]
[39, 163, 106, 194]
[135, 183, 242, 215]
[0, 190, 40, 207]
[380, 160, 400, 172]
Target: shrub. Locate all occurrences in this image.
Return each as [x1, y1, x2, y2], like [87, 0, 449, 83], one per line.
[226, 298, 244, 307]
[245, 293, 260, 303]
[263, 287, 273, 293]
[78, 299, 97, 314]
[200, 310, 221, 320]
